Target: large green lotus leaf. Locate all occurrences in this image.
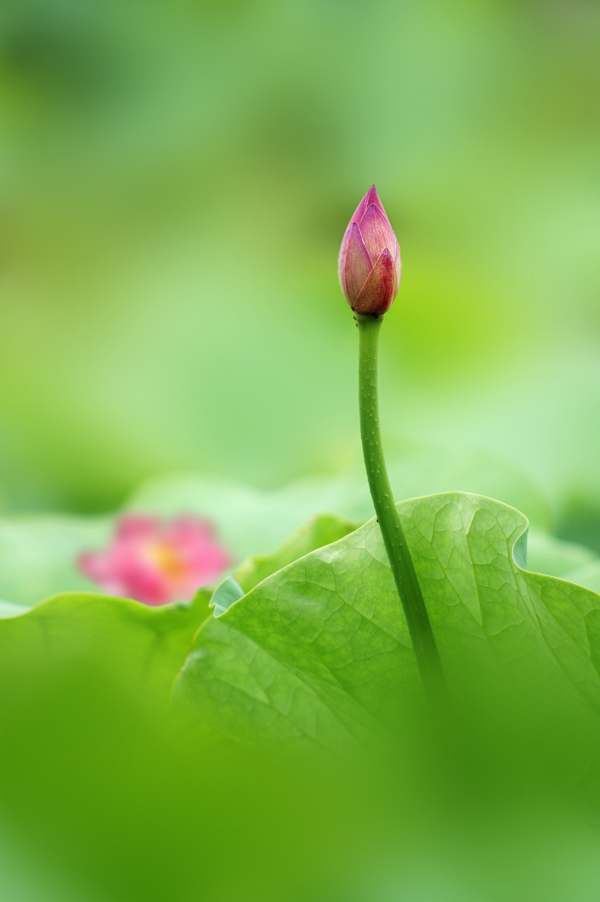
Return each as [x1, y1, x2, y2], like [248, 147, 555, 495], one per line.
[175, 492, 600, 758]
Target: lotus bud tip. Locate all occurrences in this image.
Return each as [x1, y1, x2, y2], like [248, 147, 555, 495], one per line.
[338, 187, 401, 317]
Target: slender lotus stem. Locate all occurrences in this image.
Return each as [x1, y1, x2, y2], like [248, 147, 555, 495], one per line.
[356, 313, 445, 701]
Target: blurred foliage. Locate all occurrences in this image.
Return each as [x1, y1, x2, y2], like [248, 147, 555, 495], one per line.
[0, 446, 557, 607]
[3, 493, 600, 901]
[2, 3, 600, 898]
[0, 0, 598, 546]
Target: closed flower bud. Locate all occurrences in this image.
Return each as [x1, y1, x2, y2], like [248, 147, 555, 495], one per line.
[338, 185, 401, 316]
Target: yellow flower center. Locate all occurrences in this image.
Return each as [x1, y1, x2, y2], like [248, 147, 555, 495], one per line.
[148, 543, 188, 581]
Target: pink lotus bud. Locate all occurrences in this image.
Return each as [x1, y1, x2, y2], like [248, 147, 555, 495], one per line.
[78, 515, 231, 606]
[338, 185, 401, 316]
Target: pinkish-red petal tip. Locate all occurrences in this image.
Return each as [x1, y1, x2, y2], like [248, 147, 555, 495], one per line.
[350, 185, 377, 224]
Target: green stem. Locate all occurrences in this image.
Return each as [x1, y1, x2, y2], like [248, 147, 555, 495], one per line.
[356, 313, 445, 701]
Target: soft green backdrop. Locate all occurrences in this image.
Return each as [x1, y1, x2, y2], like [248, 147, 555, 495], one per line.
[1, 4, 600, 899]
[1, 0, 599, 548]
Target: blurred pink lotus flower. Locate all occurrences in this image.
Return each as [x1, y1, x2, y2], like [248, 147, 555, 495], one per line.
[338, 185, 401, 316]
[79, 515, 231, 606]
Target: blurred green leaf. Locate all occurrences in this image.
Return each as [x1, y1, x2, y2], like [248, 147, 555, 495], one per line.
[527, 529, 599, 580]
[233, 512, 357, 592]
[0, 516, 110, 610]
[0, 589, 212, 703]
[561, 562, 600, 596]
[0, 444, 550, 608]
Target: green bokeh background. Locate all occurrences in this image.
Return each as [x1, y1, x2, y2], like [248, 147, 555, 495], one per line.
[1, 3, 600, 899]
[1, 0, 600, 547]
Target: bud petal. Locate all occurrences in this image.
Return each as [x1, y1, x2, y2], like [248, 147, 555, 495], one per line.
[358, 203, 398, 266]
[338, 222, 373, 303]
[338, 186, 402, 316]
[352, 248, 397, 316]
